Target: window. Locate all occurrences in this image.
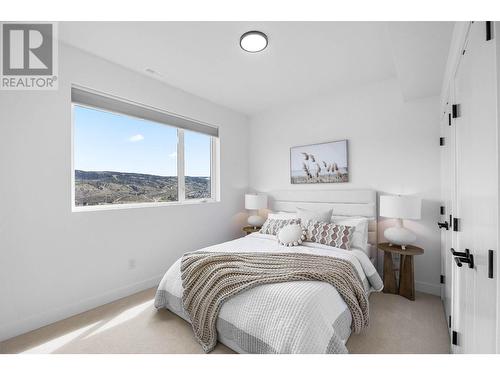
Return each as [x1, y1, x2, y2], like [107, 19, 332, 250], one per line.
[184, 130, 212, 200]
[72, 87, 218, 210]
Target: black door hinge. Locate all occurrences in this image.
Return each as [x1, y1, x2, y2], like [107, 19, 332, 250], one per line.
[440, 137, 445, 146]
[449, 316, 451, 328]
[453, 217, 460, 232]
[488, 250, 494, 279]
[486, 21, 493, 41]
[448, 113, 452, 126]
[452, 330, 458, 345]
[452, 104, 460, 118]
[440, 274, 445, 284]
[440, 206, 445, 215]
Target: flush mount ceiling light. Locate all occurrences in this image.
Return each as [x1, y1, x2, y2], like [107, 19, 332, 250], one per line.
[240, 31, 268, 53]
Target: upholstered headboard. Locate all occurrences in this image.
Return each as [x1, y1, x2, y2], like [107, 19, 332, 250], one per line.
[266, 189, 378, 263]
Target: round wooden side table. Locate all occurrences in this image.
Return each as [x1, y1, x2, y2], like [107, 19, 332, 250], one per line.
[378, 242, 424, 301]
[242, 226, 261, 236]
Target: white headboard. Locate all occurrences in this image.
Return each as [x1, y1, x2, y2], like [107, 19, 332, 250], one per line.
[266, 189, 378, 262]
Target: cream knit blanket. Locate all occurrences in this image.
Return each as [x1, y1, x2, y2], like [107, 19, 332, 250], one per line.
[180, 251, 369, 353]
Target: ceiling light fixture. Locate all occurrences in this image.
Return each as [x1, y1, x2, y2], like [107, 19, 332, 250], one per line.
[240, 31, 268, 53]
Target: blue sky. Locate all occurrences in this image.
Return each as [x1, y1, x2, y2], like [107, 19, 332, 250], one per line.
[74, 105, 211, 177]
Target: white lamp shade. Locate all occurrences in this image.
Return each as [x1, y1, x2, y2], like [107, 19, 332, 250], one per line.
[380, 195, 421, 220]
[245, 194, 268, 210]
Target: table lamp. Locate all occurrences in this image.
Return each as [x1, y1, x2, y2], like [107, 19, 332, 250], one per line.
[245, 193, 268, 228]
[380, 195, 421, 250]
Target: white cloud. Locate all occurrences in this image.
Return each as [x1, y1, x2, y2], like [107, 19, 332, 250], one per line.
[169, 152, 177, 159]
[129, 134, 144, 142]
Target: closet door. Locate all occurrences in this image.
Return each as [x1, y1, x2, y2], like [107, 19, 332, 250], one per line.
[439, 97, 454, 336]
[450, 76, 463, 353]
[441, 100, 454, 335]
[453, 21, 498, 353]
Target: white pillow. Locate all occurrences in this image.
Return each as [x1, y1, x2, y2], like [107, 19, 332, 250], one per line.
[267, 212, 298, 220]
[296, 207, 332, 225]
[277, 224, 306, 247]
[330, 216, 369, 251]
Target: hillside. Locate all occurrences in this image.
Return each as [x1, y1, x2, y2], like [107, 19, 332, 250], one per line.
[75, 170, 210, 206]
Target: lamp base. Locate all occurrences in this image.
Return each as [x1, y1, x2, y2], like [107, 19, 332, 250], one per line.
[384, 226, 416, 249]
[248, 215, 265, 227]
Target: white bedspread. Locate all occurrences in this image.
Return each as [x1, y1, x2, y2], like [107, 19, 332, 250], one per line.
[155, 233, 383, 354]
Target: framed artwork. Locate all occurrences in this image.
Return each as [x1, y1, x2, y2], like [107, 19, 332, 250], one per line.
[290, 139, 348, 184]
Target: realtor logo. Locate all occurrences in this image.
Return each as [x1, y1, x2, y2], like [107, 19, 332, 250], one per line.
[1, 22, 58, 90]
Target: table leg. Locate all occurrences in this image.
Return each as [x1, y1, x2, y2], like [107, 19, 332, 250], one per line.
[399, 254, 404, 290]
[383, 251, 398, 294]
[399, 254, 415, 300]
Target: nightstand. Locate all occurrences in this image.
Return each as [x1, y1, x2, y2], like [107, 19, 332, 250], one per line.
[378, 242, 424, 301]
[242, 226, 261, 236]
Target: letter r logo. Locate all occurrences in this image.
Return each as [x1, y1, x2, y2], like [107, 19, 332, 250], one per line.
[2, 23, 53, 75]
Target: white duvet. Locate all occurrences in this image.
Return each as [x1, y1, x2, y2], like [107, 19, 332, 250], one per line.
[155, 233, 383, 354]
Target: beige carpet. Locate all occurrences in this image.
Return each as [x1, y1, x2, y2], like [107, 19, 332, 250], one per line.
[0, 288, 450, 354]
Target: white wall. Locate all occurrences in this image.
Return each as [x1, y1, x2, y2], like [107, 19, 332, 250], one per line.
[248, 79, 442, 295]
[0, 44, 249, 341]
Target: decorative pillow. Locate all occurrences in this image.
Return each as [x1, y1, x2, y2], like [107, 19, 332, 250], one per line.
[331, 216, 369, 251]
[259, 218, 301, 235]
[277, 224, 306, 247]
[305, 220, 355, 250]
[296, 207, 332, 225]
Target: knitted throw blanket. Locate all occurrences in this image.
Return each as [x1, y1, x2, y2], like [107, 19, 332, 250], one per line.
[180, 251, 369, 353]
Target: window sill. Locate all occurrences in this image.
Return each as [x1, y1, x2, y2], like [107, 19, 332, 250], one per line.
[72, 199, 219, 213]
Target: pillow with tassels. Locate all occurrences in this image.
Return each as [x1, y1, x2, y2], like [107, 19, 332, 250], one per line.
[277, 224, 306, 247]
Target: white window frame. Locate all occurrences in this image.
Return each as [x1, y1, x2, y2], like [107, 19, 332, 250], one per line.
[71, 88, 219, 212]
[180, 129, 220, 204]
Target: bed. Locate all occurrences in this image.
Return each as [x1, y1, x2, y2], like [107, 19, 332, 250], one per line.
[155, 189, 383, 354]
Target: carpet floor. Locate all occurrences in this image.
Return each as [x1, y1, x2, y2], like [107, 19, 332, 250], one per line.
[0, 288, 450, 354]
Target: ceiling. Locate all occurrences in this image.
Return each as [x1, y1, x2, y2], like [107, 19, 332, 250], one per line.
[386, 22, 454, 100]
[59, 22, 454, 116]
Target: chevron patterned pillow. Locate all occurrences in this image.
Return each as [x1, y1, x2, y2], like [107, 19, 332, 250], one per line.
[259, 218, 301, 235]
[305, 220, 355, 250]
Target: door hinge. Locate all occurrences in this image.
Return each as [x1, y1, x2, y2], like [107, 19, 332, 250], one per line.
[453, 217, 460, 232]
[452, 104, 460, 118]
[448, 315, 451, 328]
[486, 21, 493, 41]
[448, 113, 452, 126]
[440, 274, 445, 284]
[439, 137, 445, 146]
[488, 250, 494, 279]
[440, 206, 445, 215]
[452, 330, 458, 345]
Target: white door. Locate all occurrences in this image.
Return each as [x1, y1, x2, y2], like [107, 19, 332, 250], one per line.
[439, 96, 454, 337]
[449, 76, 463, 353]
[452, 21, 498, 353]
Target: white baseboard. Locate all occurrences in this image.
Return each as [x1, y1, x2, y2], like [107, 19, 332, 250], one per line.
[415, 280, 441, 296]
[0, 274, 163, 342]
